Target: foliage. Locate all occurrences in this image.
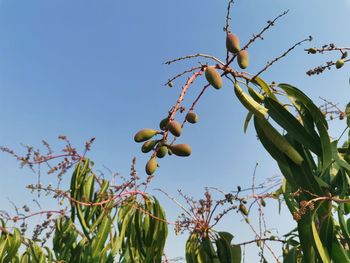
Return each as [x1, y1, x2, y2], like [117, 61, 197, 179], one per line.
[1, 1, 350, 262]
[1, 159, 168, 262]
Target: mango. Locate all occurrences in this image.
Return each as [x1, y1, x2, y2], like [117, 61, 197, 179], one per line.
[134, 129, 157, 143]
[336, 59, 345, 69]
[237, 50, 249, 69]
[141, 140, 157, 153]
[159, 117, 169, 130]
[168, 144, 191, 157]
[156, 146, 167, 158]
[205, 67, 223, 89]
[145, 157, 157, 175]
[256, 240, 261, 247]
[307, 48, 317, 54]
[167, 121, 182, 137]
[226, 33, 240, 53]
[185, 111, 198, 124]
[239, 204, 248, 216]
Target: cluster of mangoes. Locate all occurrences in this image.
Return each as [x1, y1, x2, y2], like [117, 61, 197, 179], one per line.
[134, 112, 200, 175]
[205, 32, 249, 90]
[135, 32, 251, 175]
[307, 47, 347, 69]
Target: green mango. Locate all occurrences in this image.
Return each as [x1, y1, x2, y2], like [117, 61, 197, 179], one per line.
[134, 129, 157, 142]
[145, 157, 157, 175]
[205, 67, 223, 89]
[168, 144, 192, 157]
[237, 50, 249, 69]
[186, 111, 199, 124]
[167, 121, 182, 137]
[226, 32, 241, 53]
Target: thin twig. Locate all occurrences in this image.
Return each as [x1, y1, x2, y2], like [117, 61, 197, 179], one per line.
[253, 37, 312, 79]
[243, 10, 289, 51]
[164, 54, 225, 66]
[164, 66, 202, 86]
[224, 0, 235, 33]
[154, 188, 197, 220]
[235, 237, 286, 246]
[226, 10, 290, 66]
[163, 70, 204, 141]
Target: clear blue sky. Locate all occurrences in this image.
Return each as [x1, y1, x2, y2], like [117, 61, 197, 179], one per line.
[0, 0, 349, 261]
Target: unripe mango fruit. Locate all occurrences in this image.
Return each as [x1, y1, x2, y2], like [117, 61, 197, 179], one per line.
[145, 157, 157, 175]
[237, 50, 249, 69]
[185, 111, 198, 124]
[205, 67, 223, 90]
[156, 146, 167, 158]
[239, 204, 249, 216]
[167, 121, 182, 137]
[141, 140, 157, 153]
[307, 48, 317, 54]
[159, 117, 169, 130]
[134, 129, 158, 142]
[226, 33, 240, 53]
[168, 144, 192, 157]
[336, 59, 345, 69]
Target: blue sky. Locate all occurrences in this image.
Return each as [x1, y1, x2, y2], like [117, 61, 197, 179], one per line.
[0, 0, 349, 261]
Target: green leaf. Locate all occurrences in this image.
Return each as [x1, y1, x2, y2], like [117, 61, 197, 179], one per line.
[83, 174, 95, 221]
[248, 86, 264, 103]
[87, 180, 110, 223]
[0, 236, 7, 260]
[346, 103, 350, 128]
[264, 97, 321, 155]
[186, 233, 199, 263]
[243, 111, 253, 133]
[197, 243, 213, 263]
[281, 179, 299, 215]
[254, 116, 304, 165]
[311, 217, 330, 263]
[316, 120, 332, 176]
[91, 214, 112, 260]
[201, 236, 218, 259]
[278, 83, 328, 129]
[231, 245, 241, 263]
[319, 215, 334, 259]
[20, 252, 30, 263]
[297, 104, 321, 142]
[133, 209, 147, 258]
[218, 232, 234, 244]
[297, 214, 315, 262]
[254, 116, 292, 167]
[117, 204, 134, 254]
[44, 247, 54, 263]
[28, 241, 45, 263]
[251, 76, 277, 101]
[283, 247, 298, 263]
[216, 232, 233, 263]
[5, 228, 21, 261]
[332, 141, 350, 171]
[338, 204, 350, 245]
[234, 83, 268, 119]
[331, 237, 350, 262]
